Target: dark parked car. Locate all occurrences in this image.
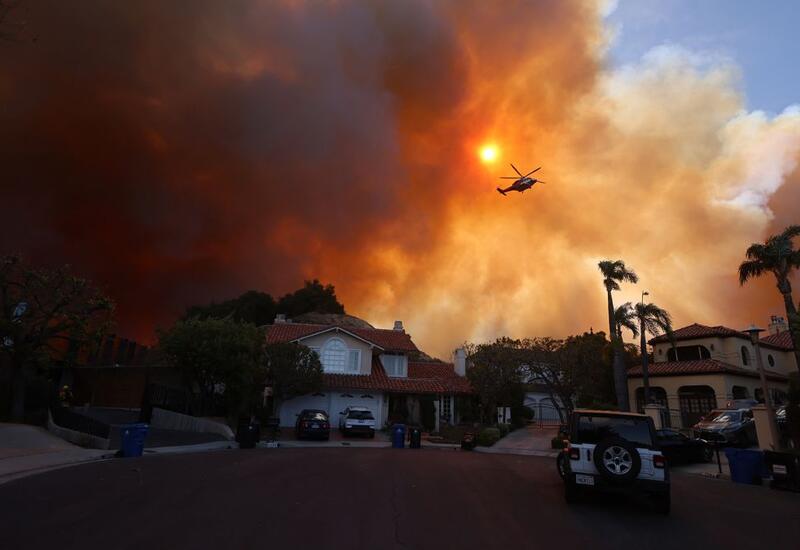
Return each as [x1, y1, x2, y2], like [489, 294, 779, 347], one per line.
[656, 429, 713, 464]
[692, 408, 756, 447]
[295, 409, 330, 440]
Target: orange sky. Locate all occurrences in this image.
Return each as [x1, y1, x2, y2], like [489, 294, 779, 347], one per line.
[1, 1, 798, 359]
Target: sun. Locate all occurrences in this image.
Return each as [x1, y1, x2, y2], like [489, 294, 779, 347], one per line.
[479, 144, 499, 163]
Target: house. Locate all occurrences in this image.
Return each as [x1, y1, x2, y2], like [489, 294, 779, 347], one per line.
[627, 316, 796, 428]
[264, 316, 472, 431]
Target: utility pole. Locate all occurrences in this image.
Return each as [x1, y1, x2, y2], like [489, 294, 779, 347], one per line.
[744, 324, 780, 450]
[640, 291, 650, 406]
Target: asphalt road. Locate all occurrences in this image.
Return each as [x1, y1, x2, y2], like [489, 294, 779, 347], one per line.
[1, 448, 798, 550]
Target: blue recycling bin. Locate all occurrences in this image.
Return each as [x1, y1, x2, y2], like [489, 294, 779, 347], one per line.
[725, 448, 765, 484]
[121, 423, 149, 457]
[392, 424, 406, 449]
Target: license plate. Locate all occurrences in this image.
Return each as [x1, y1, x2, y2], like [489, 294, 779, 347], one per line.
[575, 474, 594, 486]
[311, 424, 319, 429]
[772, 464, 787, 475]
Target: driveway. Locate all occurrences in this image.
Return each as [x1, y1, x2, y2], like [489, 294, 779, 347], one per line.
[1, 448, 797, 550]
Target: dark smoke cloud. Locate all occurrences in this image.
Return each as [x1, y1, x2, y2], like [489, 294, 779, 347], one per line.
[2, 1, 797, 357]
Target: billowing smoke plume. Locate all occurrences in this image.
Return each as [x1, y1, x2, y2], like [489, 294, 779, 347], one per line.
[1, 1, 798, 358]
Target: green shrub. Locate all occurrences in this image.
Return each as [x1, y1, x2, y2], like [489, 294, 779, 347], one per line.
[477, 427, 501, 447]
[497, 423, 510, 437]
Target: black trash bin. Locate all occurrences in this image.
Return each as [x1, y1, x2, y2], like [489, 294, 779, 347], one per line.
[765, 450, 800, 492]
[409, 427, 422, 449]
[461, 431, 476, 451]
[237, 417, 261, 449]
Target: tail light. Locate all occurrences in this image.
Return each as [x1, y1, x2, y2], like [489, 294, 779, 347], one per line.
[301, 421, 310, 428]
[653, 454, 666, 469]
[567, 444, 580, 460]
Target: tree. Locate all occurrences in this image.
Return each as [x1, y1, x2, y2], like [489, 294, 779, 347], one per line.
[598, 260, 639, 410]
[262, 342, 323, 417]
[185, 290, 277, 326]
[0, 255, 114, 420]
[183, 279, 345, 326]
[465, 338, 526, 423]
[277, 279, 345, 318]
[158, 317, 264, 416]
[520, 333, 614, 420]
[739, 225, 800, 374]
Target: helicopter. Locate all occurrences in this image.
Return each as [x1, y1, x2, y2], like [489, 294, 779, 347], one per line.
[496, 164, 544, 195]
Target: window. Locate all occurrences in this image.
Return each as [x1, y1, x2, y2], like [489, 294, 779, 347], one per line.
[441, 395, 452, 422]
[320, 338, 359, 373]
[740, 346, 750, 366]
[768, 354, 775, 367]
[381, 354, 408, 377]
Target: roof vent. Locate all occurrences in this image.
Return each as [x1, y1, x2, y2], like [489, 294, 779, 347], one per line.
[393, 320, 404, 332]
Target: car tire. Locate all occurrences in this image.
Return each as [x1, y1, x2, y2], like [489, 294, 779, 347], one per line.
[652, 492, 670, 515]
[701, 446, 713, 463]
[593, 438, 642, 485]
[564, 480, 579, 504]
[369, 430, 375, 439]
[556, 453, 567, 480]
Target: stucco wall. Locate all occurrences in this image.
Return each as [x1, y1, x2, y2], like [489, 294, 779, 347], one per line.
[652, 336, 795, 375]
[298, 330, 374, 374]
[627, 373, 789, 429]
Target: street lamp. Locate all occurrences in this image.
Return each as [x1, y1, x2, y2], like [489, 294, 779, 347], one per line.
[743, 324, 780, 450]
[640, 292, 651, 405]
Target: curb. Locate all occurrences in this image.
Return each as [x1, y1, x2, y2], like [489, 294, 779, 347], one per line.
[474, 447, 559, 458]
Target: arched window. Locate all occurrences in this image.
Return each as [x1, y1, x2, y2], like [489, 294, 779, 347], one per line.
[767, 354, 775, 367]
[740, 346, 750, 366]
[321, 338, 347, 373]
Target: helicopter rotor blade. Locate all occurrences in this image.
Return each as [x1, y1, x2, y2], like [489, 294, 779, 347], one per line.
[499, 177, 519, 179]
[510, 163, 523, 177]
[523, 167, 542, 177]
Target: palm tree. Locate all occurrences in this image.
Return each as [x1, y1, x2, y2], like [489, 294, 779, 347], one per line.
[635, 301, 673, 405]
[614, 302, 639, 342]
[739, 225, 800, 374]
[598, 260, 639, 410]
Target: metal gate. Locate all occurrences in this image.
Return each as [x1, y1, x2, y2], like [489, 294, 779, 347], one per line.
[533, 401, 567, 427]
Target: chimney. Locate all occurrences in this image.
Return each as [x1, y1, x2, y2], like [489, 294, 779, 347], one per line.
[454, 347, 467, 377]
[768, 315, 788, 335]
[393, 320, 404, 332]
[275, 313, 287, 324]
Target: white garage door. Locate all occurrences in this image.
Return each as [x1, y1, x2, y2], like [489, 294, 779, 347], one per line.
[279, 393, 330, 427]
[330, 392, 381, 429]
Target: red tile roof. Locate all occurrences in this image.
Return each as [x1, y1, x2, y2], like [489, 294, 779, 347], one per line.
[323, 357, 472, 395]
[649, 322, 794, 351]
[264, 323, 418, 352]
[760, 331, 795, 350]
[627, 359, 788, 382]
[649, 323, 743, 344]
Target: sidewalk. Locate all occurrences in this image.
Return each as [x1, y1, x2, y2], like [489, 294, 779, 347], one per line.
[0, 423, 112, 485]
[476, 425, 560, 458]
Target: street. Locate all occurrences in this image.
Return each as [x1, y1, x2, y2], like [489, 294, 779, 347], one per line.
[1, 448, 798, 550]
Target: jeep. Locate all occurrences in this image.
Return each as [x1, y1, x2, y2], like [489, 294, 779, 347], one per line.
[559, 409, 670, 514]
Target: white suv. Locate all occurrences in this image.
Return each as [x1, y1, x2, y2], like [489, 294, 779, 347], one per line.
[559, 410, 670, 514]
[339, 406, 376, 438]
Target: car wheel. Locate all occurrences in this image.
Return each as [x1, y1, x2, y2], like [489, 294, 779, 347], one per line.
[593, 438, 642, 485]
[369, 430, 375, 439]
[701, 446, 714, 463]
[652, 492, 670, 515]
[556, 453, 567, 480]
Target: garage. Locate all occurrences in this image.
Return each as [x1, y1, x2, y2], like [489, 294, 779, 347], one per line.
[329, 392, 383, 429]
[279, 393, 330, 427]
